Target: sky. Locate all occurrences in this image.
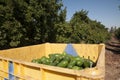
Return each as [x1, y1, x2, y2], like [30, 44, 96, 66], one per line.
[63, 0, 120, 28]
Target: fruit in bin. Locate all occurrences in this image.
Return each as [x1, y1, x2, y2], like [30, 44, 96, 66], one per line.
[31, 52, 96, 70]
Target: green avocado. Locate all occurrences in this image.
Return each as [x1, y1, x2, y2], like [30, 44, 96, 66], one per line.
[72, 66, 83, 70]
[76, 60, 83, 67]
[76, 57, 84, 67]
[50, 60, 59, 66]
[57, 60, 69, 68]
[72, 66, 80, 70]
[31, 53, 95, 70]
[63, 55, 71, 62]
[31, 59, 38, 63]
[67, 60, 76, 69]
[83, 59, 91, 68]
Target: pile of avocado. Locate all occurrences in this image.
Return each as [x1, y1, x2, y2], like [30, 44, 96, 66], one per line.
[31, 52, 96, 70]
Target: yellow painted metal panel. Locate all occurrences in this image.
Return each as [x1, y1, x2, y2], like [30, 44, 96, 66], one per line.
[29, 44, 46, 62]
[0, 49, 14, 59]
[45, 43, 67, 57]
[23, 65, 41, 80]
[80, 77, 89, 80]
[13, 62, 20, 77]
[40, 69, 45, 80]
[73, 44, 99, 62]
[19, 64, 25, 77]
[14, 63, 25, 80]
[0, 59, 2, 71]
[0, 59, 3, 79]
[77, 77, 103, 80]
[15, 47, 31, 62]
[0, 47, 30, 62]
[3, 60, 8, 78]
[0, 44, 46, 62]
[44, 69, 75, 80]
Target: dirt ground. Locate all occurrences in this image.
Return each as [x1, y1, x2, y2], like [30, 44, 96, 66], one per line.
[105, 34, 120, 80]
[105, 49, 120, 80]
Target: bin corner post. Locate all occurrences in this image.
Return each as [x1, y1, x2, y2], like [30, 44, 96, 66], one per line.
[96, 44, 105, 79]
[97, 44, 105, 68]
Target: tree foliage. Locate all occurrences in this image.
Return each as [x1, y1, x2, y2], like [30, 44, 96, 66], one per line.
[0, 0, 66, 49]
[115, 27, 120, 40]
[0, 0, 110, 49]
[69, 10, 110, 43]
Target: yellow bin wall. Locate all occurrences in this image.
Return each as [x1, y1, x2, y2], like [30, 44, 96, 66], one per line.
[0, 43, 105, 80]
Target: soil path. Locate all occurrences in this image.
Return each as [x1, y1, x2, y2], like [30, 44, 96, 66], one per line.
[105, 50, 120, 80]
[105, 35, 120, 80]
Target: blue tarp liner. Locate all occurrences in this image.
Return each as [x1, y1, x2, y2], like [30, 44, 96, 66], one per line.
[64, 44, 78, 56]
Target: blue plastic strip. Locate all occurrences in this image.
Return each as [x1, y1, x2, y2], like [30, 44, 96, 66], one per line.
[64, 44, 78, 56]
[9, 61, 14, 80]
[4, 78, 8, 80]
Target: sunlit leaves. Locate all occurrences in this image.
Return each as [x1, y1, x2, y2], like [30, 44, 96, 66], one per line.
[69, 10, 110, 43]
[115, 27, 120, 40]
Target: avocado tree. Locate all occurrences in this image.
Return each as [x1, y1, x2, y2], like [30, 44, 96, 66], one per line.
[69, 10, 110, 43]
[115, 6, 120, 40]
[0, 0, 66, 49]
[115, 27, 120, 40]
[0, 0, 111, 50]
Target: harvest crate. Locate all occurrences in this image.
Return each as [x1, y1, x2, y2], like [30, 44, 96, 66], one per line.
[0, 43, 105, 80]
